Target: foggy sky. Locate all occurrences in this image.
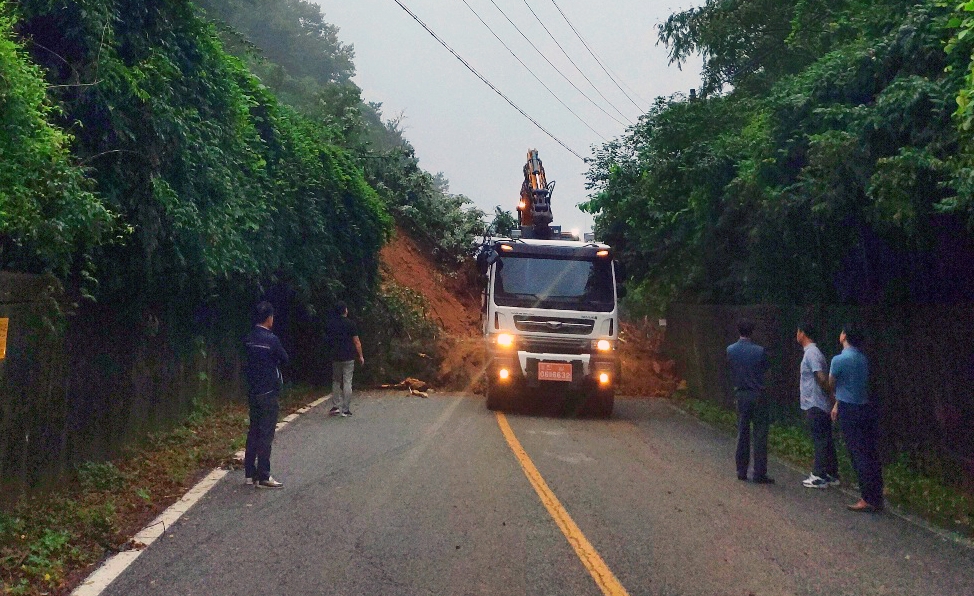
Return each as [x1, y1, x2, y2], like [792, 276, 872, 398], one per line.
[317, 0, 701, 234]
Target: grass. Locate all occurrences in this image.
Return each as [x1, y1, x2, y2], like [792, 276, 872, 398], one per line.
[676, 394, 974, 538]
[0, 386, 322, 596]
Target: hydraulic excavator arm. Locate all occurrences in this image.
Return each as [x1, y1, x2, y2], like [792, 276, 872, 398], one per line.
[517, 149, 554, 238]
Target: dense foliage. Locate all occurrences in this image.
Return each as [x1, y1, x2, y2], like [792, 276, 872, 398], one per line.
[0, 3, 116, 277]
[0, 0, 489, 342]
[0, 1, 494, 460]
[2, 0, 392, 326]
[195, 0, 487, 267]
[586, 0, 974, 311]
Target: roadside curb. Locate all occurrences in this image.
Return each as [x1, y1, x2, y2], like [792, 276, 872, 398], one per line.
[664, 400, 974, 552]
[71, 394, 332, 596]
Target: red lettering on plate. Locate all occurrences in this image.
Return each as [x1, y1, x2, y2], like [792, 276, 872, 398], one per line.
[538, 362, 572, 382]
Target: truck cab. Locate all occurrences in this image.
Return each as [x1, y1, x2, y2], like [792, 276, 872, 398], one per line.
[479, 235, 621, 416]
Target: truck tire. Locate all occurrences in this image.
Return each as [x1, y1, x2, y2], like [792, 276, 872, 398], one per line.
[583, 387, 614, 418]
[486, 376, 510, 411]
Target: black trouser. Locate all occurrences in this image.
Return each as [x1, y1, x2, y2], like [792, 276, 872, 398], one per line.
[806, 407, 838, 478]
[838, 401, 884, 508]
[736, 389, 769, 478]
[245, 390, 280, 482]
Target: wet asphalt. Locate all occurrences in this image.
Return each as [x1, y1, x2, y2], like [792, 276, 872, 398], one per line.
[100, 392, 974, 596]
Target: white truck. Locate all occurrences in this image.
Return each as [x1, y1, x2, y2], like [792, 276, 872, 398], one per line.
[477, 150, 623, 416]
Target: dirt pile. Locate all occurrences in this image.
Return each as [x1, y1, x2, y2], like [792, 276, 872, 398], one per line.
[617, 321, 680, 397]
[378, 229, 678, 397]
[379, 229, 479, 337]
[379, 230, 486, 392]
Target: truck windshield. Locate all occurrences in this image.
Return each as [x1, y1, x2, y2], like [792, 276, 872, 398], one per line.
[494, 255, 614, 312]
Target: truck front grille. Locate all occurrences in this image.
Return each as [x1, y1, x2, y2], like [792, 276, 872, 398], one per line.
[514, 316, 595, 335]
[519, 336, 590, 355]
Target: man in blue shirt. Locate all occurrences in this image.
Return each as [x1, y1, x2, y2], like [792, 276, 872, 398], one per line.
[244, 301, 289, 489]
[829, 323, 884, 512]
[796, 322, 839, 489]
[726, 319, 773, 484]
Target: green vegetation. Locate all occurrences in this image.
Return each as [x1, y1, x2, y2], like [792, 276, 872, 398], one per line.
[0, 3, 117, 278]
[195, 0, 487, 268]
[359, 281, 442, 386]
[4, 0, 485, 334]
[5, 0, 391, 320]
[676, 396, 973, 537]
[585, 1, 974, 309]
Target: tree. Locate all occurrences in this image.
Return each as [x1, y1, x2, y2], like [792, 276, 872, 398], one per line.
[489, 207, 516, 237]
[588, 1, 973, 308]
[0, 3, 117, 278]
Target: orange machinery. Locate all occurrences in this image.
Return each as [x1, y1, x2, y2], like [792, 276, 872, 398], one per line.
[517, 149, 554, 238]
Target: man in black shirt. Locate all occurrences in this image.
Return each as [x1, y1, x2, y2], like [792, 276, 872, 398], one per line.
[327, 301, 364, 417]
[244, 301, 288, 488]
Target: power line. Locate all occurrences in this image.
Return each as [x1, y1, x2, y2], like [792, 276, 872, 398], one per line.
[519, 0, 634, 124]
[458, 0, 609, 142]
[484, 0, 627, 128]
[390, 0, 585, 161]
[547, 0, 648, 112]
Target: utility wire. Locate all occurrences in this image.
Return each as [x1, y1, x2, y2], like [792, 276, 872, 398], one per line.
[484, 0, 627, 127]
[547, 0, 648, 112]
[519, 0, 633, 124]
[391, 0, 585, 161]
[458, 0, 609, 142]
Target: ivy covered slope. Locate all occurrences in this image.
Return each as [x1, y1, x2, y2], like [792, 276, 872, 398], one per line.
[6, 0, 390, 314]
[0, 3, 116, 277]
[584, 0, 974, 310]
[195, 0, 488, 268]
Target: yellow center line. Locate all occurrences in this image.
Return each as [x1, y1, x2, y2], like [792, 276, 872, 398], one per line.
[495, 412, 630, 596]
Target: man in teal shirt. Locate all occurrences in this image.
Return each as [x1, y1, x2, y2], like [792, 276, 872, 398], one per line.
[830, 323, 884, 512]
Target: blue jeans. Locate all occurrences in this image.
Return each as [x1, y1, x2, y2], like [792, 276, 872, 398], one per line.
[838, 401, 884, 507]
[736, 390, 769, 478]
[245, 390, 279, 481]
[806, 407, 838, 478]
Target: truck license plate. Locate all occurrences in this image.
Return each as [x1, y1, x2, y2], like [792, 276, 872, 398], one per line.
[538, 362, 572, 382]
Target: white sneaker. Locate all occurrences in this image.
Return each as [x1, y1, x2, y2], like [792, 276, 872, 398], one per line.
[255, 476, 284, 489]
[803, 474, 829, 489]
[245, 476, 254, 485]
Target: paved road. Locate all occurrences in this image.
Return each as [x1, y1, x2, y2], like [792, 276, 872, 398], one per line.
[102, 393, 974, 596]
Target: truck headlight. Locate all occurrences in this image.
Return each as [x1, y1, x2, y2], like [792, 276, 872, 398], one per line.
[593, 339, 612, 352]
[496, 333, 515, 348]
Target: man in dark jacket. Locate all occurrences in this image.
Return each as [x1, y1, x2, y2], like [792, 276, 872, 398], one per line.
[244, 301, 288, 488]
[726, 319, 774, 484]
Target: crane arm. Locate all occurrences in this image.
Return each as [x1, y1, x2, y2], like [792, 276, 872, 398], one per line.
[517, 149, 553, 238]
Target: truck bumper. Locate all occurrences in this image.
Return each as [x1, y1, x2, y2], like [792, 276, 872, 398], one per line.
[487, 351, 619, 390]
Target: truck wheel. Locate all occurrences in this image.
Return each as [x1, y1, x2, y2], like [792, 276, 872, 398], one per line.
[486, 377, 509, 411]
[583, 387, 614, 418]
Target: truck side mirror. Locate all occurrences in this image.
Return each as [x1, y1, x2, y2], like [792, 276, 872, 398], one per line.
[477, 249, 500, 275]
